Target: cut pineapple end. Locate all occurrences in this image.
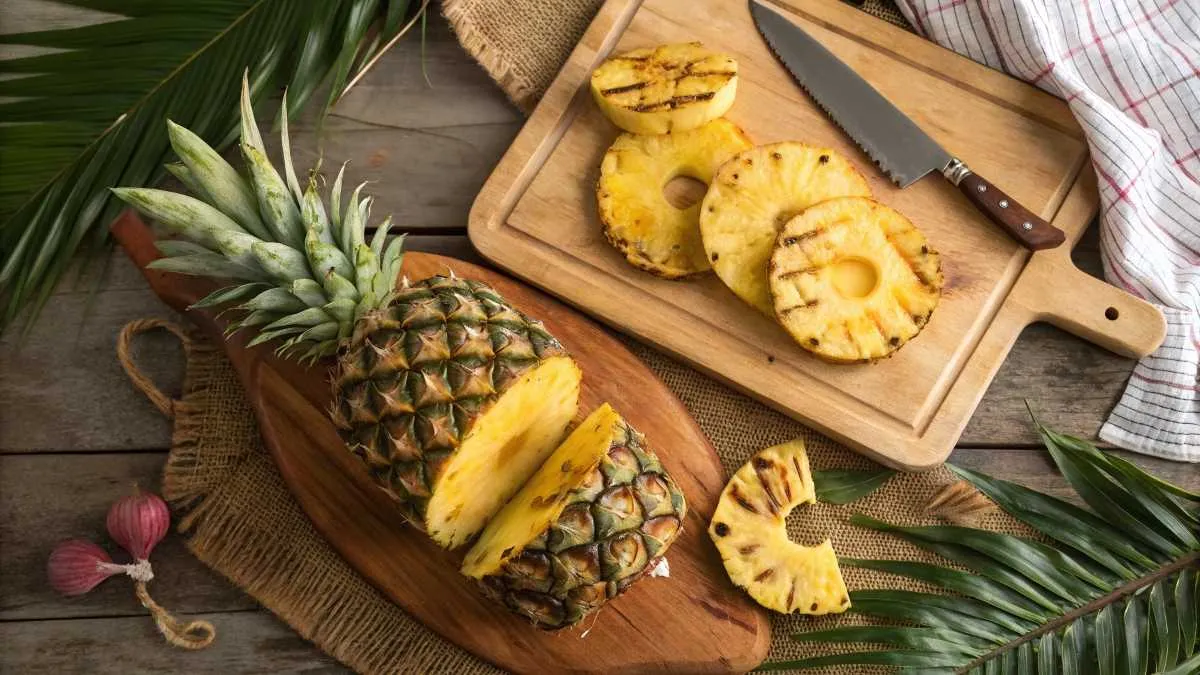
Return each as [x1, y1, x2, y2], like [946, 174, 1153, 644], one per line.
[426, 356, 582, 549]
[708, 440, 851, 615]
[462, 404, 623, 578]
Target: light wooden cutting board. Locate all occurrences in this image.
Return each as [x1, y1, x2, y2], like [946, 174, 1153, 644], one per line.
[468, 0, 1166, 471]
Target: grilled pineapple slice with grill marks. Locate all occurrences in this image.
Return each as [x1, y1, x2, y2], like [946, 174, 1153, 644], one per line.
[463, 404, 687, 629]
[699, 143, 872, 315]
[598, 119, 753, 278]
[708, 440, 849, 615]
[769, 197, 942, 362]
[591, 42, 738, 135]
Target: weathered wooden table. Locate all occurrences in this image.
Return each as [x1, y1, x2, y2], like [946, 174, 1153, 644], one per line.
[1, 9, 1196, 675]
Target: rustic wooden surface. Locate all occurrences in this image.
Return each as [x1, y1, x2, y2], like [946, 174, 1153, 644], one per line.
[469, 0, 1165, 471]
[0, 4, 1195, 675]
[112, 212, 770, 673]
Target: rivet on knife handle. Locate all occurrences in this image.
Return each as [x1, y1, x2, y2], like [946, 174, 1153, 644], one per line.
[943, 159, 1066, 250]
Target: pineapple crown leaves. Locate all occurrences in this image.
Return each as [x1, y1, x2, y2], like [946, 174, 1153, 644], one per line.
[112, 73, 405, 363]
[766, 415, 1199, 674]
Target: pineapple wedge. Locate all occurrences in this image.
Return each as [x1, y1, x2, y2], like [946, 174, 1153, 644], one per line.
[591, 42, 738, 135]
[598, 119, 753, 278]
[699, 143, 871, 315]
[335, 279, 584, 550]
[708, 440, 850, 615]
[769, 197, 943, 362]
[463, 403, 687, 629]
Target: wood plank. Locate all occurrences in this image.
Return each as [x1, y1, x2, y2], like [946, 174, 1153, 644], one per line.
[948, 446, 1200, 499]
[0, 613, 343, 674]
[0, 230, 1143, 452]
[272, 12, 522, 232]
[0, 453, 256, 621]
[0, 237, 482, 454]
[1, 445, 1193, 669]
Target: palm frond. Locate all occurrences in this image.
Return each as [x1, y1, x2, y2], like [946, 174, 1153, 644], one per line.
[0, 0, 424, 328]
[769, 422, 1199, 673]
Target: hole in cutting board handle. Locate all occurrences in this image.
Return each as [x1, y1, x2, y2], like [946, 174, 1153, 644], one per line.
[1105, 307, 1120, 320]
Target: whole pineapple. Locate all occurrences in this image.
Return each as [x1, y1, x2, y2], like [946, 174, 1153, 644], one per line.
[114, 76, 582, 550]
[462, 404, 687, 628]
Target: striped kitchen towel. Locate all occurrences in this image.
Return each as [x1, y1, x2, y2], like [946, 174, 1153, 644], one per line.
[893, 0, 1199, 461]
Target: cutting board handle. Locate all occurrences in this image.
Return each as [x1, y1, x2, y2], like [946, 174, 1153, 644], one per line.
[1009, 247, 1165, 359]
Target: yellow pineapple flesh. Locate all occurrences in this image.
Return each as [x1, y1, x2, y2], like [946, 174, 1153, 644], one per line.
[708, 440, 850, 615]
[463, 403, 687, 629]
[423, 356, 582, 548]
[699, 143, 872, 315]
[768, 197, 943, 362]
[598, 119, 753, 278]
[591, 42, 738, 135]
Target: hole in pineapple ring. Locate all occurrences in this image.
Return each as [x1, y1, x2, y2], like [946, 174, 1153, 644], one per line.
[832, 257, 879, 299]
[662, 175, 708, 210]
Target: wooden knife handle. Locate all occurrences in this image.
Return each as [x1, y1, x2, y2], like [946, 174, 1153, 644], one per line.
[952, 165, 1066, 250]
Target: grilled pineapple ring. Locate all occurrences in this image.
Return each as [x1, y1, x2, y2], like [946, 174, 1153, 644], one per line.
[699, 143, 872, 315]
[769, 197, 943, 363]
[598, 119, 753, 278]
[708, 440, 849, 615]
[591, 42, 738, 135]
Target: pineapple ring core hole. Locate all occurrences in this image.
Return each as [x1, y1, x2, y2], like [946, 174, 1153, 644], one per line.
[662, 174, 709, 210]
[831, 257, 879, 299]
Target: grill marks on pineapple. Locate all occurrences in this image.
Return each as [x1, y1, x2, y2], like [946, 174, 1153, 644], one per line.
[708, 441, 851, 616]
[767, 197, 942, 362]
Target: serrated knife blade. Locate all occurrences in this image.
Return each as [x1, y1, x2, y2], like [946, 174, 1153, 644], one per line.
[749, 0, 1066, 250]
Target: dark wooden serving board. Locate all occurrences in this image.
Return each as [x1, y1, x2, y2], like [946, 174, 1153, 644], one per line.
[112, 211, 770, 674]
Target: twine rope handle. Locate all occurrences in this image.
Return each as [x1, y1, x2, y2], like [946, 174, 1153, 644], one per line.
[135, 580, 216, 650]
[117, 318, 192, 419]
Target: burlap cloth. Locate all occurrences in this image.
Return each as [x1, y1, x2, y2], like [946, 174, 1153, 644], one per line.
[117, 3, 1037, 672]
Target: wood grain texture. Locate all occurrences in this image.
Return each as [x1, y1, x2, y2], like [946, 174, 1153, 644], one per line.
[0, 453, 255, 622]
[0, 237, 482, 454]
[468, 0, 1166, 470]
[111, 211, 771, 674]
[0, 613, 342, 674]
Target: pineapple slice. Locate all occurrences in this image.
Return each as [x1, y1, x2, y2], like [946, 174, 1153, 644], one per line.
[699, 143, 872, 315]
[422, 356, 583, 548]
[708, 440, 850, 615]
[598, 119, 753, 278]
[591, 42, 738, 135]
[463, 403, 687, 629]
[769, 197, 943, 362]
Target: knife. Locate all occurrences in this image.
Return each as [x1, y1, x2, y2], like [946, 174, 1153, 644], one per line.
[749, 0, 1066, 250]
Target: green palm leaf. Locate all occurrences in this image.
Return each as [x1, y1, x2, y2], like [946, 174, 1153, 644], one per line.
[765, 422, 1200, 673]
[0, 0, 424, 328]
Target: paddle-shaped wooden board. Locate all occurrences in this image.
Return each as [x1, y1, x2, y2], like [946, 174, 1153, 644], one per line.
[468, 0, 1167, 471]
[112, 212, 770, 674]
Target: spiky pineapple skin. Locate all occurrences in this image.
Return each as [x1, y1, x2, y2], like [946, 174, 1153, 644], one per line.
[331, 275, 570, 526]
[475, 410, 687, 629]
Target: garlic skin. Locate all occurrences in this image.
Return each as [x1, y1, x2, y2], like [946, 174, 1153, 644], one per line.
[107, 489, 170, 561]
[48, 540, 124, 596]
